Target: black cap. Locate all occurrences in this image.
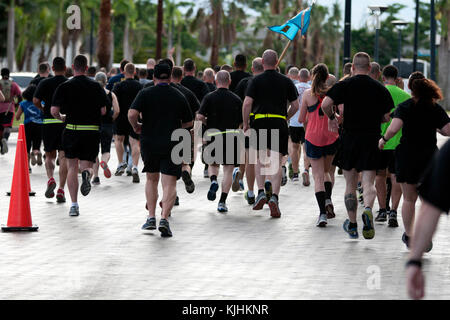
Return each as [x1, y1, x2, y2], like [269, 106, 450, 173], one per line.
[154, 63, 171, 80]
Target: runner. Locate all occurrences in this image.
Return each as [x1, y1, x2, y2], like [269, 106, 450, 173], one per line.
[375, 65, 410, 227]
[87, 66, 97, 79]
[146, 58, 156, 80]
[322, 52, 394, 239]
[230, 54, 251, 92]
[0, 68, 22, 155]
[30, 62, 51, 86]
[92, 72, 120, 185]
[112, 63, 143, 183]
[106, 59, 129, 90]
[221, 65, 233, 73]
[243, 50, 299, 218]
[203, 68, 217, 92]
[343, 62, 352, 77]
[51, 54, 108, 216]
[197, 70, 243, 213]
[379, 72, 450, 249]
[287, 67, 311, 184]
[138, 69, 151, 86]
[15, 84, 43, 172]
[181, 58, 210, 103]
[369, 62, 381, 82]
[129, 62, 193, 237]
[299, 64, 339, 227]
[33, 57, 68, 203]
[235, 57, 264, 205]
[406, 140, 450, 300]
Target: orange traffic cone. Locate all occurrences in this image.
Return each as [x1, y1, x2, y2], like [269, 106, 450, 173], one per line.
[1, 130, 38, 232]
[6, 125, 36, 197]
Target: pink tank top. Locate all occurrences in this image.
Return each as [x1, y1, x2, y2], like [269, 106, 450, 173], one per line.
[305, 95, 339, 147]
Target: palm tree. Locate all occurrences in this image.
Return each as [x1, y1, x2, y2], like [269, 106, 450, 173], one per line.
[7, 0, 15, 70]
[156, 0, 163, 60]
[97, 0, 112, 69]
[437, 0, 450, 109]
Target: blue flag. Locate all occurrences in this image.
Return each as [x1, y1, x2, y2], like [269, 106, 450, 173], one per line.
[268, 6, 312, 41]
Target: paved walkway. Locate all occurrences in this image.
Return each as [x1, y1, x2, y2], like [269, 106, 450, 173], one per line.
[0, 133, 449, 300]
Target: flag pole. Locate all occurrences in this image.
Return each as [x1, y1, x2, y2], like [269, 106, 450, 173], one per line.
[276, 40, 292, 68]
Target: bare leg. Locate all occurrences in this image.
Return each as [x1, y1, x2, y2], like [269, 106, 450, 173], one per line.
[310, 158, 325, 193]
[290, 140, 301, 174]
[401, 183, 419, 236]
[222, 165, 234, 194]
[375, 170, 387, 210]
[344, 169, 359, 223]
[93, 157, 100, 178]
[129, 137, 140, 168]
[66, 158, 80, 203]
[45, 150, 57, 179]
[161, 174, 177, 220]
[267, 151, 282, 195]
[362, 170, 377, 209]
[114, 135, 125, 165]
[208, 164, 220, 178]
[390, 174, 402, 211]
[58, 151, 68, 190]
[146, 173, 159, 218]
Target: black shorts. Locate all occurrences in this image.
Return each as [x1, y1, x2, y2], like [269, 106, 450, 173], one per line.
[24, 122, 43, 153]
[305, 139, 338, 160]
[377, 150, 395, 174]
[62, 129, 100, 162]
[395, 145, 436, 185]
[332, 134, 343, 168]
[43, 123, 65, 152]
[100, 124, 113, 154]
[0, 112, 13, 129]
[202, 132, 244, 166]
[142, 153, 182, 179]
[114, 118, 140, 140]
[252, 118, 289, 156]
[341, 131, 381, 172]
[289, 126, 305, 144]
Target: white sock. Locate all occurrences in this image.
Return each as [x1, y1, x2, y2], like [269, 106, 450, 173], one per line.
[247, 190, 255, 198]
[71, 202, 79, 208]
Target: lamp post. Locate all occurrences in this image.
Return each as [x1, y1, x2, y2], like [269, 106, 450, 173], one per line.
[343, 0, 352, 66]
[430, 0, 436, 81]
[392, 20, 408, 76]
[369, 5, 388, 63]
[413, 0, 419, 72]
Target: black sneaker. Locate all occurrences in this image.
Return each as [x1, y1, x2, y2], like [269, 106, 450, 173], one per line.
[142, 217, 156, 230]
[115, 162, 127, 176]
[132, 168, 140, 183]
[402, 232, 410, 249]
[264, 180, 272, 201]
[174, 196, 180, 206]
[281, 166, 287, 186]
[375, 209, 387, 222]
[159, 219, 173, 237]
[92, 177, 100, 185]
[388, 210, 399, 228]
[182, 170, 195, 194]
[80, 170, 92, 196]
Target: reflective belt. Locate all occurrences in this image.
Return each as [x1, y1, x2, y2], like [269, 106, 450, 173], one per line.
[43, 118, 64, 124]
[206, 130, 241, 137]
[254, 114, 286, 120]
[66, 124, 100, 131]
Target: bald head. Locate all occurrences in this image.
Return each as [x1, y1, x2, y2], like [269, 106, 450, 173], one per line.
[215, 70, 231, 88]
[352, 52, 371, 74]
[252, 57, 264, 74]
[147, 58, 156, 69]
[262, 50, 278, 69]
[203, 68, 215, 83]
[288, 67, 299, 81]
[124, 63, 135, 78]
[369, 62, 381, 81]
[326, 74, 337, 87]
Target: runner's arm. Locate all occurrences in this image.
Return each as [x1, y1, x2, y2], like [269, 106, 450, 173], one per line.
[383, 118, 403, 140]
[50, 106, 65, 122]
[287, 99, 299, 121]
[15, 105, 23, 121]
[298, 92, 308, 124]
[438, 122, 450, 136]
[0, 90, 4, 102]
[321, 96, 335, 119]
[242, 96, 253, 132]
[128, 109, 141, 133]
[33, 98, 44, 111]
[111, 92, 120, 121]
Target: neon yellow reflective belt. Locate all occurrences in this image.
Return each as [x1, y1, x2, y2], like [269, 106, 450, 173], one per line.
[43, 118, 64, 124]
[206, 130, 241, 137]
[66, 124, 99, 131]
[254, 114, 286, 120]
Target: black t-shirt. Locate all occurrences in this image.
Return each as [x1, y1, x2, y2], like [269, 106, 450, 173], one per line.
[418, 140, 450, 213]
[206, 82, 216, 93]
[112, 78, 143, 121]
[234, 76, 252, 101]
[30, 74, 53, 87]
[180, 75, 210, 103]
[394, 98, 450, 152]
[199, 88, 243, 132]
[52, 75, 108, 126]
[147, 69, 154, 80]
[245, 70, 298, 117]
[230, 70, 251, 92]
[34, 75, 68, 119]
[130, 83, 193, 155]
[171, 83, 200, 116]
[101, 91, 114, 124]
[327, 74, 394, 134]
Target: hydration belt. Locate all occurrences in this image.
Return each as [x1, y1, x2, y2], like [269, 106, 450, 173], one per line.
[254, 114, 286, 120]
[66, 124, 99, 131]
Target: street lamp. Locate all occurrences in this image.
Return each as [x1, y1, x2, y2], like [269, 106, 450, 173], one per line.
[369, 5, 389, 63]
[392, 20, 409, 76]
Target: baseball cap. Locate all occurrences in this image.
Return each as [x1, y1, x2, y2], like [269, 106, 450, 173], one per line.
[154, 63, 171, 80]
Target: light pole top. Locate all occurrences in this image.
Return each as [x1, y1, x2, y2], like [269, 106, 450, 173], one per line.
[392, 20, 409, 29]
[369, 5, 389, 29]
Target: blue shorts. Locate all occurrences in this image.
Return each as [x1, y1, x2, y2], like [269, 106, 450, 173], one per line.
[305, 140, 338, 160]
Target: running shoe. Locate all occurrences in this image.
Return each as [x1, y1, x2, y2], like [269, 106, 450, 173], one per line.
[239, 180, 245, 191]
[217, 202, 228, 213]
[338, 168, 343, 175]
[252, 192, 267, 211]
[268, 195, 281, 218]
[292, 173, 299, 182]
[281, 166, 287, 186]
[316, 213, 328, 227]
[288, 163, 294, 180]
[56, 189, 66, 203]
[182, 170, 195, 194]
[69, 205, 80, 217]
[115, 162, 127, 176]
[343, 219, 359, 239]
[232, 168, 242, 192]
[100, 161, 111, 178]
[362, 208, 375, 240]
[29, 168, 32, 174]
[80, 170, 92, 196]
[207, 181, 219, 201]
[158, 219, 173, 238]
[325, 199, 336, 219]
[402, 232, 410, 249]
[132, 168, 140, 183]
[264, 180, 273, 200]
[45, 178, 57, 198]
[142, 217, 156, 230]
[244, 191, 255, 205]
[37, 152, 43, 166]
[30, 153, 37, 166]
[126, 168, 132, 176]
[302, 170, 310, 186]
[174, 196, 180, 206]
[92, 177, 101, 185]
[203, 170, 209, 178]
[388, 210, 399, 228]
[375, 209, 387, 222]
[1, 138, 8, 155]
